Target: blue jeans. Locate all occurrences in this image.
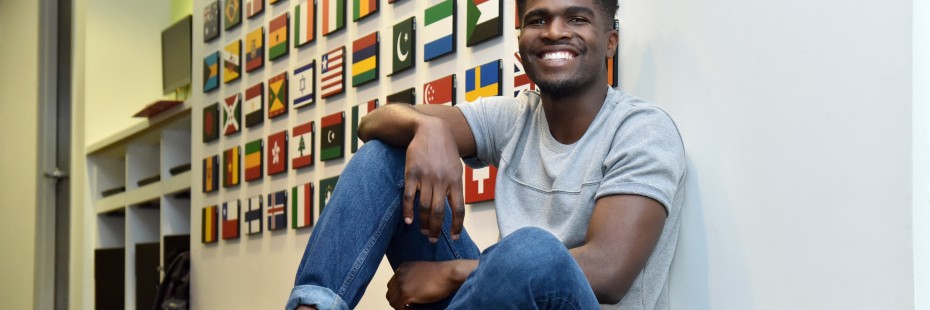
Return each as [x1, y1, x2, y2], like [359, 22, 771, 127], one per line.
[286, 141, 599, 310]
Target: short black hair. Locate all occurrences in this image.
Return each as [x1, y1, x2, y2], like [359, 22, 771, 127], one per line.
[516, 0, 619, 29]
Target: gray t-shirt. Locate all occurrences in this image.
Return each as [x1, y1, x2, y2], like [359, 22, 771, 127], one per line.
[457, 87, 686, 310]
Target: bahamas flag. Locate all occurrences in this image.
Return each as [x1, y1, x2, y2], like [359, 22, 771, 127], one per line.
[203, 52, 220, 92]
[351, 32, 378, 86]
[465, 60, 501, 102]
[424, 0, 455, 61]
[269, 13, 290, 60]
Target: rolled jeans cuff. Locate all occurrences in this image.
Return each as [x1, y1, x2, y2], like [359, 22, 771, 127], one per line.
[286, 285, 350, 310]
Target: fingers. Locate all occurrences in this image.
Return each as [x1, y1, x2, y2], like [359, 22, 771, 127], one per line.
[427, 184, 446, 243]
[418, 184, 432, 237]
[448, 183, 466, 240]
[403, 175, 418, 226]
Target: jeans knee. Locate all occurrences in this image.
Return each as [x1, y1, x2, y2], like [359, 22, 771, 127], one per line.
[487, 227, 576, 279]
[344, 140, 406, 185]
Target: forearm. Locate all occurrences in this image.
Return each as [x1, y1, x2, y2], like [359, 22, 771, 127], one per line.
[569, 244, 639, 304]
[358, 104, 433, 148]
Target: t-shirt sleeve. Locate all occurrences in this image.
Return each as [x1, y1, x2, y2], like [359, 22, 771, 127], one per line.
[456, 95, 525, 168]
[596, 106, 687, 213]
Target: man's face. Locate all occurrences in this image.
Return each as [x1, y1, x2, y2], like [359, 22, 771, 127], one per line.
[518, 0, 617, 97]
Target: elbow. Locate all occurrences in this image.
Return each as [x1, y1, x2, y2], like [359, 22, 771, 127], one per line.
[357, 116, 372, 142]
[590, 267, 638, 304]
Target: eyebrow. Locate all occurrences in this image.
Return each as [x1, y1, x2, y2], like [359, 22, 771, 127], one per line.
[523, 6, 596, 21]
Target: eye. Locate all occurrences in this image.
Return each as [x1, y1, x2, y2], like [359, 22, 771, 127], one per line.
[524, 18, 546, 26]
[568, 17, 589, 24]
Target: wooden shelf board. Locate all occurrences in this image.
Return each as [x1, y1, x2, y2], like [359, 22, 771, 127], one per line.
[86, 101, 192, 155]
[95, 171, 191, 214]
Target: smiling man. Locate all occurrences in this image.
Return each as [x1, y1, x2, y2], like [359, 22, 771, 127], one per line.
[286, 0, 686, 308]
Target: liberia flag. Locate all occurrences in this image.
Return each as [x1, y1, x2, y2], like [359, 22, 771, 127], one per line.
[291, 121, 314, 169]
[351, 100, 378, 153]
[294, 2, 315, 47]
[320, 46, 345, 98]
[424, 74, 455, 106]
[244, 138, 262, 181]
[291, 182, 313, 229]
[245, 195, 263, 235]
[202, 205, 218, 244]
[513, 52, 536, 96]
[267, 190, 287, 231]
[222, 199, 240, 240]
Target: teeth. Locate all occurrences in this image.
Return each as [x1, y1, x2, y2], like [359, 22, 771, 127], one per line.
[542, 51, 574, 60]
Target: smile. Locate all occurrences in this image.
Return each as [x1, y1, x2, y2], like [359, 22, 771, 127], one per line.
[541, 51, 576, 61]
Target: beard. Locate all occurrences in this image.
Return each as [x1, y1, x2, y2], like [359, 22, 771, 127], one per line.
[523, 52, 603, 98]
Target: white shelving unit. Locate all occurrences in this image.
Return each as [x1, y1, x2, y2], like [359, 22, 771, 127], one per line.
[85, 102, 192, 309]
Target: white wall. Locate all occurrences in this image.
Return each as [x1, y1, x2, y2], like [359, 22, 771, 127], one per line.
[913, 0, 929, 309]
[617, 0, 915, 308]
[0, 0, 40, 309]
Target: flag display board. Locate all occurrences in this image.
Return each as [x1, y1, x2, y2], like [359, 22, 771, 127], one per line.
[245, 27, 264, 72]
[320, 112, 345, 161]
[267, 190, 287, 231]
[223, 146, 240, 187]
[204, 1, 220, 42]
[513, 52, 536, 96]
[268, 72, 288, 118]
[320, 46, 345, 98]
[202, 205, 218, 244]
[424, 0, 455, 61]
[291, 121, 315, 169]
[223, 40, 241, 83]
[222, 199, 240, 240]
[351, 32, 379, 87]
[245, 0, 263, 18]
[294, 2, 315, 46]
[224, 0, 241, 30]
[319, 175, 340, 215]
[353, 0, 377, 21]
[465, 0, 501, 46]
[391, 17, 415, 75]
[292, 60, 315, 108]
[244, 138, 263, 181]
[350, 100, 378, 153]
[223, 93, 242, 135]
[424, 74, 455, 106]
[269, 13, 290, 60]
[465, 165, 497, 203]
[607, 20, 619, 87]
[244, 82, 264, 127]
[387, 87, 415, 105]
[322, 0, 345, 36]
[465, 60, 501, 102]
[267, 130, 288, 175]
[203, 52, 220, 92]
[292, 182, 314, 229]
[203, 103, 220, 142]
[245, 195, 263, 235]
[202, 154, 219, 193]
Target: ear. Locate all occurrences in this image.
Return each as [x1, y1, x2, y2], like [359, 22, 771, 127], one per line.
[606, 29, 619, 58]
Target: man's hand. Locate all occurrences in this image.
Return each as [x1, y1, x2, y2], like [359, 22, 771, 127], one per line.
[402, 117, 466, 242]
[386, 260, 477, 309]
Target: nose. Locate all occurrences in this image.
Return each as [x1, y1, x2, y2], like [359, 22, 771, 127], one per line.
[542, 19, 572, 41]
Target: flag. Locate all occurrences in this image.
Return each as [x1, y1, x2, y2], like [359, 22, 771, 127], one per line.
[387, 87, 415, 105]
[514, 1, 520, 29]
[203, 103, 219, 142]
[245, 0, 263, 18]
[223, 146, 240, 187]
[223, 93, 241, 135]
[320, 112, 344, 161]
[268, 72, 288, 118]
[223, 40, 241, 83]
[465, 165, 497, 203]
[322, 0, 345, 36]
[353, 0, 377, 20]
[269, 13, 289, 60]
[424, 0, 455, 61]
[202, 205, 218, 244]
[267, 190, 287, 231]
[294, 2, 315, 46]
[224, 0, 241, 30]
[244, 82, 264, 127]
[267, 130, 288, 174]
[291, 121, 314, 169]
[222, 200, 240, 240]
[204, 1, 220, 42]
[391, 17, 415, 75]
[320, 46, 345, 98]
[465, 0, 501, 46]
[513, 52, 536, 96]
[245, 27, 264, 72]
[424, 74, 455, 105]
[351, 100, 378, 152]
[271, 0, 282, 4]
[292, 182, 314, 228]
[244, 138, 263, 181]
[292, 60, 315, 108]
[245, 195, 263, 235]
[465, 60, 501, 102]
[203, 52, 220, 92]
[607, 19, 619, 87]
[319, 175, 339, 215]
[202, 154, 219, 193]
[352, 32, 379, 86]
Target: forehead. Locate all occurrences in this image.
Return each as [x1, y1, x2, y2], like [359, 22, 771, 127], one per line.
[523, 0, 599, 15]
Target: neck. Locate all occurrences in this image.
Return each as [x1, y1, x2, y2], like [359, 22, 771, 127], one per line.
[540, 81, 609, 144]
